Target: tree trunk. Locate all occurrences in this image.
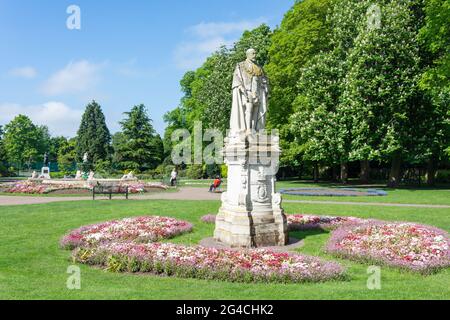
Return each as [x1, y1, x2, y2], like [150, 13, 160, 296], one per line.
[360, 160, 370, 184]
[332, 165, 339, 182]
[313, 162, 319, 183]
[387, 153, 402, 187]
[426, 156, 438, 186]
[340, 162, 348, 184]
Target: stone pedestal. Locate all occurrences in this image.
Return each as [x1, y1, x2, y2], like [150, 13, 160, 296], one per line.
[40, 167, 51, 179]
[214, 131, 288, 248]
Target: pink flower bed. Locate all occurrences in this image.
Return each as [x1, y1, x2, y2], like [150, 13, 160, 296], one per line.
[326, 222, 450, 273]
[287, 214, 367, 231]
[201, 213, 367, 230]
[60, 216, 193, 249]
[6, 181, 87, 194]
[73, 242, 345, 283]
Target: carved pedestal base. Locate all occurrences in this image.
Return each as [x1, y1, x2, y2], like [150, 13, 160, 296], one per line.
[214, 131, 288, 248]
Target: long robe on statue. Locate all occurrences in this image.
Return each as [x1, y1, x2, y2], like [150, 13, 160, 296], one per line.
[230, 60, 268, 132]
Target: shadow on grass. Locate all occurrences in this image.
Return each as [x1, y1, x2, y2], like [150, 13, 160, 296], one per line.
[289, 228, 329, 241]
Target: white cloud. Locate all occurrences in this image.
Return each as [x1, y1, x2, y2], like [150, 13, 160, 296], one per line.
[9, 66, 37, 79]
[41, 60, 103, 96]
[174, 18, 266, 70]
[0, 102, 83, 137]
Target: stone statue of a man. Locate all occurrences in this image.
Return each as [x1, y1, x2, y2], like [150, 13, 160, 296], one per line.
[43, 152, 49, 167]
[230, 48, 269, 133]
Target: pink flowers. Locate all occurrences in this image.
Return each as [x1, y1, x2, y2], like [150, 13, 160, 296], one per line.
[60, 216, 193, 249]
[326, 222, 450, 273]
[62, 215, 346, 283]
[6, 181, 87, 194]
[287, 214, 366, 231]
[73, 242, 345, 283]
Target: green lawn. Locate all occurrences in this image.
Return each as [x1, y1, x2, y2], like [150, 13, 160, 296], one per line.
[0, 199, 449, 300]
[276, 181, 450, 205]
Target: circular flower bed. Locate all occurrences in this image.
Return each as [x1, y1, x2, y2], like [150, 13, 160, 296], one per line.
[61, 215, 346, 283]
[60, 216, 193, 250]
[287, 214, 368, 231]
[73, 242, 345, 283]
[280, 187, 387, 197]
[201, 213, 369, 231]
[326, 222, 450, 274]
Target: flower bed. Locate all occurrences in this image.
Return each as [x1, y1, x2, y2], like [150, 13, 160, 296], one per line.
[73, 242, 345, 283]
[326, 222, 450, 273]
[60, 216, 193, 250]
[287, 214, 367, 231]
[201, 213, 367, 231]
[5, 181, 89, 194]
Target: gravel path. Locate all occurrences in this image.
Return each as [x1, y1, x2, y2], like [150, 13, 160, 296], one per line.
[0, 187, 449, 208]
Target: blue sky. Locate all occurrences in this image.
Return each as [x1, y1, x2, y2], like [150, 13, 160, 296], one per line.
[0, 0, 294, 137]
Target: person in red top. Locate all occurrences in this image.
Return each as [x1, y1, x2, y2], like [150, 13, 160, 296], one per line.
[209, 176, 222, 192]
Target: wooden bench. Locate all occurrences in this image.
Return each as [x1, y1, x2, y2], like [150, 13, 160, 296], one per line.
[92, 185, 129, 200]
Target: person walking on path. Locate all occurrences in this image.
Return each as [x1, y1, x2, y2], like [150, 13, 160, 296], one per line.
[170, 168, 178, 187]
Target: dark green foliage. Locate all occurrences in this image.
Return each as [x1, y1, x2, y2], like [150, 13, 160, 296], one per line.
[75, 101, 111, 168]
[113, 104, 163, 172]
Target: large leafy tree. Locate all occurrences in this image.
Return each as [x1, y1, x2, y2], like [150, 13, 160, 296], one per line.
[57, 138, 76, 174]
[418, 0, 450, 101]
[3, 115, 42, 170]
[342, 0, 421, 187]
[0, 126, 6, 163]
[114, 104, 163, 171]
[75, 101, 111, 168]
[266, 0, 333, 129]
[417, 0, 450, 180]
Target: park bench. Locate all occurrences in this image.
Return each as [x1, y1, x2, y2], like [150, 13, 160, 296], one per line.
[92, 184, 129, 200]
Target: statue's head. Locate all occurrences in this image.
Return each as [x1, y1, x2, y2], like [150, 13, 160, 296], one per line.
[246, 48, 256, 62]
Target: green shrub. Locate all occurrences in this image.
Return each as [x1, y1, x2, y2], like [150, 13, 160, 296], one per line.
[436, 170, 450, 183]
[186, 164, 204, 179]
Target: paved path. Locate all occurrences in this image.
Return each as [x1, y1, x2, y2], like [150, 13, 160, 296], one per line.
[0, 187, 449, 208]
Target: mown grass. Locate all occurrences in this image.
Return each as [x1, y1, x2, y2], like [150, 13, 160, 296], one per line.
[0, 199, 448, 300]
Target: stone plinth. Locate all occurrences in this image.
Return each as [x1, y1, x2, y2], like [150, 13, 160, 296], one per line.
[40, 167, 51, 179]
[214, 131, 288, 248]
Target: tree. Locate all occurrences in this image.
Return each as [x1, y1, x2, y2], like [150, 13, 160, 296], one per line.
[75, 101, 111, 169]
[57, 138, 76, 175]
[0, 126, 5, 163]
[3, 115, 41, 170]
[291, 51, 348, 182]
[266, 0, 334, 129]
[418, 0, 450, 101]
[417, 0, 450, 184]
[114, 104, 163, 171]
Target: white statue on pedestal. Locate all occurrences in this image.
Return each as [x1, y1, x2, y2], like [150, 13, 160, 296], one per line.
[230, 48, 269, 133]
[214, 48, 288, 248]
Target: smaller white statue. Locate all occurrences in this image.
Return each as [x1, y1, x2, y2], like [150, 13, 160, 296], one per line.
[75, 170, 82, 180]
[88, 171, 95, 180]
[31, 171, 38, 179]
[121, 171, 136, 180]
